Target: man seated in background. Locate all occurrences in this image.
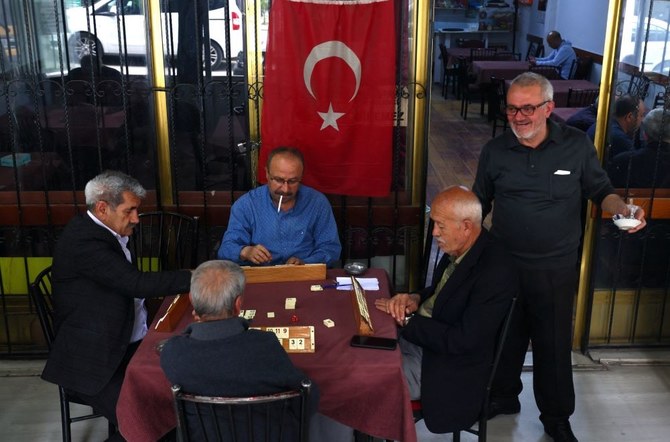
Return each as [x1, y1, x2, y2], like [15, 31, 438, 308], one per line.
[160, 259, 352, 441]
[529, 31, 576, 79]
[42, 171, 191, 437]
[608, 107, 670, 188]
[587, 94, 646, 159]
[374, 186, 518, 434]
[217, 146, 341, 266]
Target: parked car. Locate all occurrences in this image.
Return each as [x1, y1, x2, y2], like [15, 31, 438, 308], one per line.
[65, 0, 244, 69]
[620, 16, 670, 73]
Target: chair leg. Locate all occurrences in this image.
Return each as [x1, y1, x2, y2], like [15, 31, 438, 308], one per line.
[453, 431, 461, 442]
[60, 391, 72, 442]
[479, 416, 488, 442]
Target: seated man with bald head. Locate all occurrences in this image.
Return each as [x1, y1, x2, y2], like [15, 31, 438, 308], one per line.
[529, 31, 577, 79]
[374, 186, 518, 434]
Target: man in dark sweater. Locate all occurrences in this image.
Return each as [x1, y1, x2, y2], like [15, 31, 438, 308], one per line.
[473, 73, 646, 442]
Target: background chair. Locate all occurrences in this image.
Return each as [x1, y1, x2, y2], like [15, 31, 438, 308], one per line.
[411, 297, 517, 442]
[172, 379, 312, 442]
[457, 58, 483, 120]
[438, 43, 458, 99]
[627, 72, 651, 100]
[29, 266, 114, 442]
[566, 88, 599, 108]
[529, 65, 562, 80]
[133, 211, 199, 272]
[470, 48, 498, 63]
[525, 41, 544, 61]
[489, 77, 508, 138]
[494, 51, 521, 61]
[569, 56, 594, 80]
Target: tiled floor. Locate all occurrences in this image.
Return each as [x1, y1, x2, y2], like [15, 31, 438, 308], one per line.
[1, 352, 670, 441]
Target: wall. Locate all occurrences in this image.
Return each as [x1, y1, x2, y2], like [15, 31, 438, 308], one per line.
[516, 0, 609, 59]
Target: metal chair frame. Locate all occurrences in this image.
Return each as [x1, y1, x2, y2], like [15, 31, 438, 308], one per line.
[133, 211, 199, 272]
[172, 380, 312, 442]
[566, 88, 600, 108]
[29, 266, 114, 442]
[528, 65, 562, 80]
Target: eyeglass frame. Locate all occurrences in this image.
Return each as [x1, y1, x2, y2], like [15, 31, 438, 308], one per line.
[504, 100, 551, 117]
[268, 174, 302, 186]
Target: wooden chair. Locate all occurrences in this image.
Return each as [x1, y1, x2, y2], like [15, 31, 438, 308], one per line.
[172, 380, 313, 442]
[525, 41, 544, 61]
[494, 51, 521, 61]
[569, 56, 594, 80]
[29, 266, 114, 442]
[133, 211, 199, 272]
[566, 88, 599, 108]
[457, 58, 484, 120]
[470, 48, 498, 62]
[529, 65, 562, 80]
[412, 297, 518, 442]
[439, 43, 458, 99]
[490, 77, 509, 138]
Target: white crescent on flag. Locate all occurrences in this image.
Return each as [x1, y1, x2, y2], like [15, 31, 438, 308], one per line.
[303, 40, 361, 102]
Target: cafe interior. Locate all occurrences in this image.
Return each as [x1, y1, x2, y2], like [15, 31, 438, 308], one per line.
[0, 0, 669, 440]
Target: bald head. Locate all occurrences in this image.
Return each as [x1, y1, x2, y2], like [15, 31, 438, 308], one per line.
[546, 31, 563, 49]
[430, 186, 483, 257]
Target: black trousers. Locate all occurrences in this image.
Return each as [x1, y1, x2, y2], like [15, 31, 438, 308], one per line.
[69, 340, 141, 427]
[491, 265, 578, 422]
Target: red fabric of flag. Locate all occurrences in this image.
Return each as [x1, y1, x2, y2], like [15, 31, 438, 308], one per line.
[260, 0, 396, 197]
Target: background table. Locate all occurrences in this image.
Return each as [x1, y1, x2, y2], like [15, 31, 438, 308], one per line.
[551, 107, 585, 124]
[472, 60, 530, 85]
[117, 269, 416, 442]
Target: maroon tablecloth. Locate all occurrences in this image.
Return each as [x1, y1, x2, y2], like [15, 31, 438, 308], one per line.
[505, 79, 599, 107]
[472, 60, 530, 84]
[117, 269, 416, 442]
[551, 107, 585, 124]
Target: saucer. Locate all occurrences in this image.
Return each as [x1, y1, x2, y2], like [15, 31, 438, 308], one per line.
[344, 262, 367, 276]
[613, 218, 641, 230]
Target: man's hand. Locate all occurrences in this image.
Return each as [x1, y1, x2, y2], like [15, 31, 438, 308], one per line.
[240, 245, 272, 264]
[528, 56, 536, 64]
[285, 256, 304, 265]
[374, 293, 420, 326]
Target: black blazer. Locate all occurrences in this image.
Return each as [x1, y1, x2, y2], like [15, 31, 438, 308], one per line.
[42, 214, 191, 396]
[402, 229, 518, 433]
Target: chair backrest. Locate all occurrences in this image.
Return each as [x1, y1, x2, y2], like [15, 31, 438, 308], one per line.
[525, 41, 544, 61]
[529, 65, 562, 80]
[172, 380, 312, 442]
[570, 56, 594, 80]
[486, 297, 517, 394]
[439, 43, 449, 70]
[133, 211, 199, 272]
[494, 51, 521, 61]
[29, 266, 55, 348]
[627, 72, 651, 100]
[566, 88, 599, 108]
[470, 48, 497, 62]
[490, 77, 508, 115]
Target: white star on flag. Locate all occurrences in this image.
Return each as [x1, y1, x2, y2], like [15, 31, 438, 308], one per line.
[318, 103, 345, 131]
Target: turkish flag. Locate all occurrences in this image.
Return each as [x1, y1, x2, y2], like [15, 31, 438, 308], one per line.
[260, 0, 396, 197]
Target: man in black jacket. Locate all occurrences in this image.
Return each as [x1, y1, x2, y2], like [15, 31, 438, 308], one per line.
[375, 186, 518, 434]
[42, 171, 191, 433]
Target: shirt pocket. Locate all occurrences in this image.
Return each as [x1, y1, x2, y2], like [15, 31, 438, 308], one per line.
[550, 172, 576, 200]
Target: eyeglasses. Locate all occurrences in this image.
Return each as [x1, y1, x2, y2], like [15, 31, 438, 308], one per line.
[504, 100, 550, 117]
[269, 175, 301, 186]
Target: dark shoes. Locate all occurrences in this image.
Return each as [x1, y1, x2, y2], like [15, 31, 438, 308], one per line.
[487, 398, 521, 419]
[544, 419, 578, 442]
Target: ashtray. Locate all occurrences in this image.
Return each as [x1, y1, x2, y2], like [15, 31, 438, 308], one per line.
[613, 217, 641, 230]
[344, 262, 367, 276]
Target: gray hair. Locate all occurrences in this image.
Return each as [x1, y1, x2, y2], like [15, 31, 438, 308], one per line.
[510, 72, 554, 101]
[642, 108, 670, 145]
[84, 170, 146, 211]
[190, 260, 246, 317]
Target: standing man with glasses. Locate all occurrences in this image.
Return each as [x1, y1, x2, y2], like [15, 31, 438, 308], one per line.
[217, 146, 341, 266]
[473, 73, 646, 442]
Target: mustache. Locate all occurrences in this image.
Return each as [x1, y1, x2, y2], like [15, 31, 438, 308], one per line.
[274, 190, 294, 197]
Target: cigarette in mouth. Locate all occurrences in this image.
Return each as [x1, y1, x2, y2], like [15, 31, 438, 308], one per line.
[277, 195, 283, 213]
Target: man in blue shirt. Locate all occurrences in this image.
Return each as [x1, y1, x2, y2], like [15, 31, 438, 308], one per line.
[217, 147, 341, 266]
[586, 94, 645, 160]
[530, 31, 577, 79]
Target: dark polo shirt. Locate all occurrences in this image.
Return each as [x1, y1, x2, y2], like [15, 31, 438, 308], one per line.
[473, 119, 614, 269]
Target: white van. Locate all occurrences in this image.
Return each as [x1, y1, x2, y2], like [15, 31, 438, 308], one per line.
[66, 0, 244, 70]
